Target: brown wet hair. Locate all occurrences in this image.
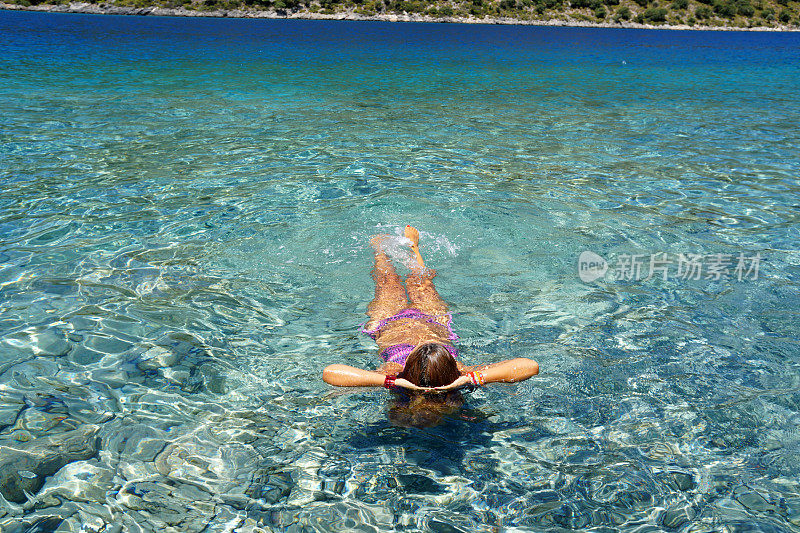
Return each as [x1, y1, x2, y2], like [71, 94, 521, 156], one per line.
[389, 342, 465, 427]
[397, 342, 461, 388]
[387, 399, 461, 428]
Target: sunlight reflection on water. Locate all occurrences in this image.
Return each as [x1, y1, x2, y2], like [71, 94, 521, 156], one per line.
[1, 11, 800, 532]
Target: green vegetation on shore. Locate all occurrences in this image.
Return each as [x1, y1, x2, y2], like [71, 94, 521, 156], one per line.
[6, 0, 800, 27]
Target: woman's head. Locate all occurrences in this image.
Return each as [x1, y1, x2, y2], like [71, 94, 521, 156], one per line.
[389, 342, 463, 427]
[397, 342, 460, 388]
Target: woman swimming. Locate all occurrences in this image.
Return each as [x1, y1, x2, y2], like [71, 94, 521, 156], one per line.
[323, 225, 539, 397]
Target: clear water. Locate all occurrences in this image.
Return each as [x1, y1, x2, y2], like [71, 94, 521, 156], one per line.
[1, 10, 800, 531]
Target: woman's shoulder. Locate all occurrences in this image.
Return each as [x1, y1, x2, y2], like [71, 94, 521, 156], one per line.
[377, 361, 404, 375]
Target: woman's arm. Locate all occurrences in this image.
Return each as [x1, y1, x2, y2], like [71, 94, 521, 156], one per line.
[437, 358, 540, 390]
[322, 364, 425, 390]
[468, 358, 539, 384]
[323, 364, 386, 387]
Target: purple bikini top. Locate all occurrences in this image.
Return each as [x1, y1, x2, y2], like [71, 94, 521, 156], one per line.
[360, 308, 459, 367]
[379, 342, 459, 366]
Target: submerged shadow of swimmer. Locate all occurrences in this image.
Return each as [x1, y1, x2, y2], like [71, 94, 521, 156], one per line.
[323, 225, 539, 428]
[344, 413, 497, 480]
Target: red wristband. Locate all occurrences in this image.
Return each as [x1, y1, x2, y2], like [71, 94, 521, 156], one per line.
[467, 371, 485, 387]
[384, 375, 397, 389]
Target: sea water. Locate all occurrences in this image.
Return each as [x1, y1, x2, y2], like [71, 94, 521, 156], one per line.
[1, 10, 799, 531]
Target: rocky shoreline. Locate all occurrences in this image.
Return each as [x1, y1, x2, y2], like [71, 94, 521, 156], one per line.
[1, 1, 797, 31]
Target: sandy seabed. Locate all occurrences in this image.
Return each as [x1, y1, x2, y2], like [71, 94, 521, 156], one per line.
[2, 1, 798, 31]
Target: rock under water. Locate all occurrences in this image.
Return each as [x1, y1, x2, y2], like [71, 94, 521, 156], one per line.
[0, 425, 100, 503]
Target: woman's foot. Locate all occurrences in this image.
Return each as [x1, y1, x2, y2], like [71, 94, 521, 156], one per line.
[404, 225, 426, 269]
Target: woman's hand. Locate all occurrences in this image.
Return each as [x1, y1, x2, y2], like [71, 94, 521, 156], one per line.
[432, 375, 472, 392]
[393, 377, 428, 391]
[393, 378, 464, 392]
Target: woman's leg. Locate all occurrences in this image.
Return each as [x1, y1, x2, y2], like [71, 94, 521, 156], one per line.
[403, 226, 449, 320]
[406, 270, 449, 318]
[366, 235, 408, 327]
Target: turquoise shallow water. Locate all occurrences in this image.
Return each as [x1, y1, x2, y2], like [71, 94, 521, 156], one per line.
[1, 10, 800, 531]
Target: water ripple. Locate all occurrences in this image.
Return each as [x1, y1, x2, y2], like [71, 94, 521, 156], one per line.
[2, 11, 800, 533]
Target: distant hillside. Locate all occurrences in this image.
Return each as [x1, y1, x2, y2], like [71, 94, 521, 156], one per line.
[4, 0, 800, 29]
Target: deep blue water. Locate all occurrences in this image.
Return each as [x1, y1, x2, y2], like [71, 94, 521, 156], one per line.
[1, 9, 800, 532]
